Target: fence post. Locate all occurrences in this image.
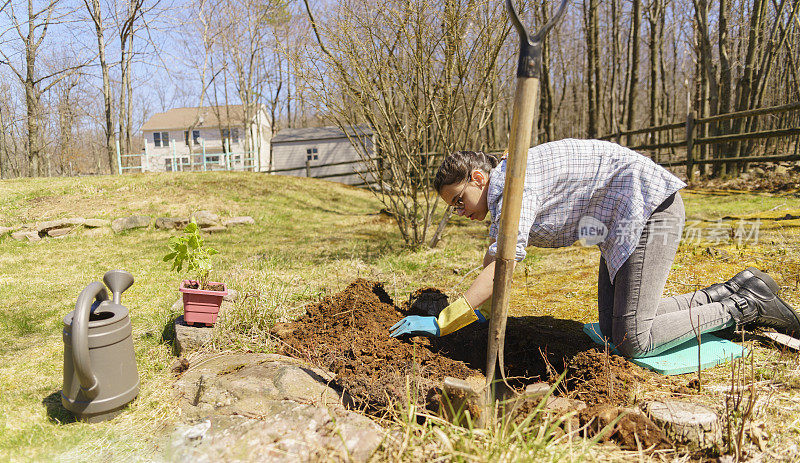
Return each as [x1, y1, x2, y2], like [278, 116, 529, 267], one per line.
[143, 139, 150, 172]
[224, 140, 230, 170]
[202, 140, 207, 171]
[305, 159, 311, 177]
[116, 139, 122, 175]
[172, 140, 177, 172]
[686, 110, 696, 182]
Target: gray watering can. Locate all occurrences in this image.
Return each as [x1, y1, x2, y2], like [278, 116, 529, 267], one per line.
[62, 270, 139, 422]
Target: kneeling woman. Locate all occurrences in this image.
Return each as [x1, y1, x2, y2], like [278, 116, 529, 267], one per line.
[390, 138, 800, 357]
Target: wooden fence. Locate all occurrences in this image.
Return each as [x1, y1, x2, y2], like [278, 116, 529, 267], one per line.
[599, 102, 800, 180]
[267, 157, 383, 187]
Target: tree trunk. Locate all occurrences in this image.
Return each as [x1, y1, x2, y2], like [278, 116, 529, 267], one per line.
[717, 0, 732, 176]
[625, 0, 641, 144]
[584, 0, 599, 138]
[85, 0, 116, 175]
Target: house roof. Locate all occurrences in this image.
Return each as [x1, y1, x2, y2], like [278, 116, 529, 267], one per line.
[271, 125, 373, 144]
[141, 105, 256, 131]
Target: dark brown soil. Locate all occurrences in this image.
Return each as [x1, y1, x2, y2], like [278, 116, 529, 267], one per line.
[273, 279, 661, 445]
[565, 349, 649, 407]
[272, 279, 480, 413]
[185, 281, 225, 291]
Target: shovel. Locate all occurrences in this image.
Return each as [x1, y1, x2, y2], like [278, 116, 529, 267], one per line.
[484, 0, 568, 412]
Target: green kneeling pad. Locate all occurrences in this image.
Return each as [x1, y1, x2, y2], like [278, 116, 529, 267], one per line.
[582, 322, 746, 376]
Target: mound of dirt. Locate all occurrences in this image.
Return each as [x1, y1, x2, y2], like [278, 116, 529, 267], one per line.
[566, 349, 648, 407]
[272, 279, 480, 413]
[273, 279, 656, 434]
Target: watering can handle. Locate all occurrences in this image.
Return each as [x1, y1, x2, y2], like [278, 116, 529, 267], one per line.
[72, 281, 109, 399]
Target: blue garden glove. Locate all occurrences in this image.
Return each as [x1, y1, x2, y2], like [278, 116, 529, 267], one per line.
[390, 316, 440, 337]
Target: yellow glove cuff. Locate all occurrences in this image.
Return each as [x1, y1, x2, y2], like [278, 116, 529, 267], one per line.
[477, 299, 492, 320]
[437, 296, 478, 336]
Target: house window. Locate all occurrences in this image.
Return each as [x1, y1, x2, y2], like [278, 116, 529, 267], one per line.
[154, 132, 161, 147]
[184, 131, 189, 146]
[161, 132, 170, 147]
[306, 147, 318, 161]
[193, 130, 200, 145]
[222, 128, 240, 144]
[206, 155, 220, 163]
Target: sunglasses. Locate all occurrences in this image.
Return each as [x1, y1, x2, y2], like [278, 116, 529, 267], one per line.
[450, 182, 468, 212]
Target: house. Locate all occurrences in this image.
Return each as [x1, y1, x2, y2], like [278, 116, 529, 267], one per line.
[270, 125, 375, 185]
[140, 105, 271, 172]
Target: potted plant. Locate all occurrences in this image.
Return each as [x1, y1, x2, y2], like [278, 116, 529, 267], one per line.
[164, 220, 227, 326]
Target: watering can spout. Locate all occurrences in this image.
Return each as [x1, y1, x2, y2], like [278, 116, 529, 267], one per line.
[103, 269, 134, 305]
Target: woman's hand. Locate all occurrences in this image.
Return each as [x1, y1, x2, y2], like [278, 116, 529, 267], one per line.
[389, 316, 440, 337]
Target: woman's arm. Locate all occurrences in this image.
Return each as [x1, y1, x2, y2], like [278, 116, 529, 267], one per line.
[465, 247, 516, 309]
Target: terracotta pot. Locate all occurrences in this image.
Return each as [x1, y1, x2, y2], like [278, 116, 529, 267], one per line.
[179, 280, 228, 326]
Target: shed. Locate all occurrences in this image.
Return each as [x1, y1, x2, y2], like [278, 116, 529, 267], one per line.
[270, 125, 375, 186]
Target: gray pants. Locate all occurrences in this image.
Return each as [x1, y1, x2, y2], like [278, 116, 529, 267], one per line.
[598, 192, 735, 358]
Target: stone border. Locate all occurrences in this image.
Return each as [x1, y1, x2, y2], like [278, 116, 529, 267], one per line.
[1, 211, 255, 243]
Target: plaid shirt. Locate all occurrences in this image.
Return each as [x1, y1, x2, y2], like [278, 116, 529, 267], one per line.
[487, 138, 686, 282]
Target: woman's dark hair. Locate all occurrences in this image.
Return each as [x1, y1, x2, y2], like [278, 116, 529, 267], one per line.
[433, 151, 500, 193]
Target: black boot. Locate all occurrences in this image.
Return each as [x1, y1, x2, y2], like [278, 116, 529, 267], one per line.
[720, 277, 800, 337]
[702, 267, 780, 302]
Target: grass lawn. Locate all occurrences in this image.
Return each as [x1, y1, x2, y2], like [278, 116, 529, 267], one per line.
[1, 172, 799, 461]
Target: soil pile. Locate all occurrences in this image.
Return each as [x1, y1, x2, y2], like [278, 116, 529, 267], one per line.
[273, 279, 657, 437]
[272, 279, 480, 413]
[566, 349, 648, 406]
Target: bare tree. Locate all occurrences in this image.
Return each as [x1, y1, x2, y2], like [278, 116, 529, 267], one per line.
[302, 0, 515, 248]
[0, 0, 85, 176]
[83, 0, 116, 173]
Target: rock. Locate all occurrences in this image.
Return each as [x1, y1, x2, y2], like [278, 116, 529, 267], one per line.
[48, 227, 74, 238]
[112, 215, 151, 233]
[201, 225, 226, 234]
[155, 217, 189, 230]
[580, 404, 670, 451]
[173, 353, 349, 412]
[222, 216, 255, 227]
[83, 218, 111, 228]
[645, 400, 720, 453]
[11, 230, 40, 242]
[173, 298, 235, 355]
[545, 396, 587, 413]
[168, 352, 381, 461]
[174, 315, 214, 355]
[36, 218, 85, 234]
[165, 403, 382, 462]
[192, 211, 220, 228]
[544, 396, 587, 431]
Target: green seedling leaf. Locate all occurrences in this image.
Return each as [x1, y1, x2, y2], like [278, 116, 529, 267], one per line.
[164, 217, 220, 289]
